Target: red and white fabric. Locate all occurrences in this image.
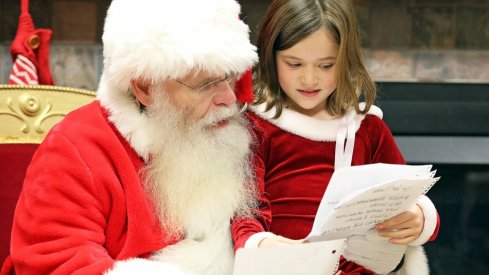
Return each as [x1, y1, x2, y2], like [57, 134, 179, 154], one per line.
[7, 0, 54, 85]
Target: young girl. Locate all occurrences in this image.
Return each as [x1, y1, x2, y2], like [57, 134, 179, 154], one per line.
[232, 0, 440, 274]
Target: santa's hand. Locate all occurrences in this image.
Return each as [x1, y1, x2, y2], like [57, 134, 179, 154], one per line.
[343, 229, 407, 275]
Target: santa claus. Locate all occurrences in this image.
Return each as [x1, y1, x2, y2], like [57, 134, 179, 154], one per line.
[2, 0, 258, 274]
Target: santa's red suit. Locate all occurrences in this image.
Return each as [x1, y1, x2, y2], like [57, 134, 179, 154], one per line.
[232, 103, 440, 274]
[2, 0, 259, 273]
[1, 102, 179, 274]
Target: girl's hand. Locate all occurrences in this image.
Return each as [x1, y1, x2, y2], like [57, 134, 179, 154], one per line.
[375, 203, 424, 244]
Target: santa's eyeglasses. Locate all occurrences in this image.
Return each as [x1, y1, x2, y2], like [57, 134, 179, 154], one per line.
[172, 73, 238, 94]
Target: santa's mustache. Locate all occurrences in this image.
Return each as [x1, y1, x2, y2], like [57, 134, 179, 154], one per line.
[198, 104, 242, 128]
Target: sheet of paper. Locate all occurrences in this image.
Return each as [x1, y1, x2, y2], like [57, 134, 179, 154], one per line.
[232, 239, 345, 275]
[306, 163, 438, 242]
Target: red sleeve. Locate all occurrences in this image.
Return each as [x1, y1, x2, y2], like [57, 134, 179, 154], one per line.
[231, 112, 273, 250]
[429, 214, 441, 241]
[364, 115, 440, 242]
[10, 133, 115, 274]
[363, 115, 406, 165]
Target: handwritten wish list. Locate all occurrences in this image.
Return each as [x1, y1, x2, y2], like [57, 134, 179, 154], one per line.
[306, 164, 438, 242]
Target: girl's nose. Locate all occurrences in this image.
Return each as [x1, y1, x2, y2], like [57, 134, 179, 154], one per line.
[300, 67, 318, 86]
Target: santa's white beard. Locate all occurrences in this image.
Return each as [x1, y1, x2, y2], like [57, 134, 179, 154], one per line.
[141, 89, 256, 274]
[142, 87, 257, 241]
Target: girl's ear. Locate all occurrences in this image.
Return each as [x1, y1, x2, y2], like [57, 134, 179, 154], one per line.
[130, 79, 151, 107]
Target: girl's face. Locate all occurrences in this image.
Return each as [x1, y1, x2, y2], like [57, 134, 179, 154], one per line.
[276, 27, 339, 119]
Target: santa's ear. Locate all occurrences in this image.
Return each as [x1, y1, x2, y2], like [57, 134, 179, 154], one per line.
[130, 79, 152, 107]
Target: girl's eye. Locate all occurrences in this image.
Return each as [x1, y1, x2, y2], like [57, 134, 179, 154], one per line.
[320, 64, 334, 70]
[286, 62, 301, 68]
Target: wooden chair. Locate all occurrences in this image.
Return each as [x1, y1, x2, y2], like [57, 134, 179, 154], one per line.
[0, 84, 96, 264]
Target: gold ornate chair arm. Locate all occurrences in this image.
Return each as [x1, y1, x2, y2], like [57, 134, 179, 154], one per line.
[0, 84, 96, 144]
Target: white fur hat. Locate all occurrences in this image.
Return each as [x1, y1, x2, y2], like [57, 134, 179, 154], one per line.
[99, 0, 257, 94]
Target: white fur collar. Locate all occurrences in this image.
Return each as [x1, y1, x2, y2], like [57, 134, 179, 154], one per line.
[249, 103, 383, 142]
[97, 78, 153, 162]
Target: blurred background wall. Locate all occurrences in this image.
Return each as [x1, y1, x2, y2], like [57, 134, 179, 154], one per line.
[2, 0, 489, 87]
[1, 0, 488, 273]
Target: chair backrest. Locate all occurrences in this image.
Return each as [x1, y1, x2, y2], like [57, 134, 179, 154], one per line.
[0, 84, 96, 264]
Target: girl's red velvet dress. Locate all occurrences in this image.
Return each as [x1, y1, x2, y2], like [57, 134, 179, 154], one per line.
[232, 104, 439, 274]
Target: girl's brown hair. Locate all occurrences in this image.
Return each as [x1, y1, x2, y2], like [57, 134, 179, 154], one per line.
[254, 0, 375, 118]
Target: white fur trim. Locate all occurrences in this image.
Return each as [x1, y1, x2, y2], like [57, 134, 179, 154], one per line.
[101, 0, 257, 92]
[244, 232, 278, 248]
[97, 80, 153, 161]
[249, 103, 383, 141]
[390, 246, 429, 275]
[150, 223, 235, 275]
[409, 195, 438, 246]
[364, 103, 383, 119]
[104, 258, 189, 275]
